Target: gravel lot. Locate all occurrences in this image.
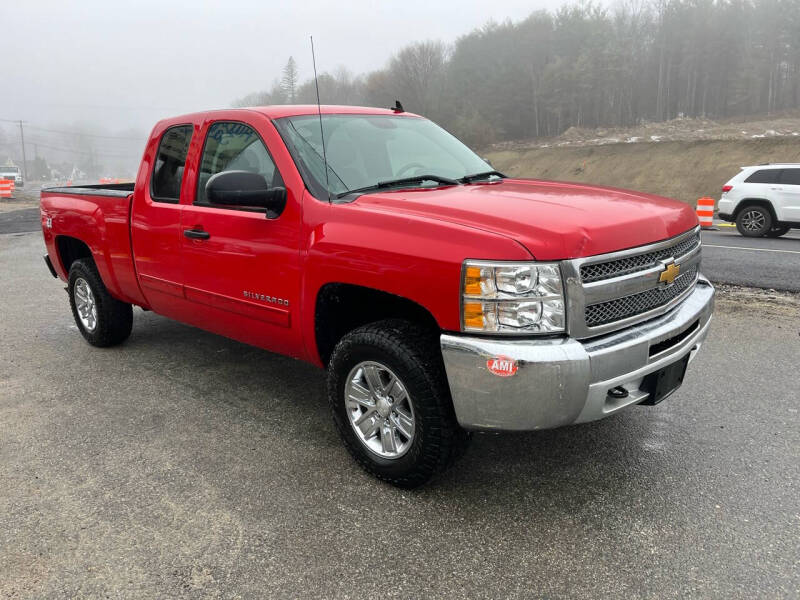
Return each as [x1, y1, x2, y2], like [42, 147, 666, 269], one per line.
[1, 232, 798, 599]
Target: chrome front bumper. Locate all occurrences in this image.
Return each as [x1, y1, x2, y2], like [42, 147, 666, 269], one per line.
[440, 277, 714, 431]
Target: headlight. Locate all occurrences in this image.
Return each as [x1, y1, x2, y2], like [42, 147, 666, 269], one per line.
[461, 261, 565, 334]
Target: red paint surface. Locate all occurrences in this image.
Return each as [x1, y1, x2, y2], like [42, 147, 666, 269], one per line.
[41, 106, 698, 367]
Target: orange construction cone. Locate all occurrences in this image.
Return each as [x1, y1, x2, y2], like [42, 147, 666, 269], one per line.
[0, 179, 13, 198]
[696, 197, 716, 230]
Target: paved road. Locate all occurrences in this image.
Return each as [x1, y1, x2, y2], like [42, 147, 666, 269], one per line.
[702, 223, 800, 291]
[0, 206, 39, 234]
[1, 232, 798, 598]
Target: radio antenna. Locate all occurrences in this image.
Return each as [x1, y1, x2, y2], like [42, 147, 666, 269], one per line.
[310, 36, 331, 203]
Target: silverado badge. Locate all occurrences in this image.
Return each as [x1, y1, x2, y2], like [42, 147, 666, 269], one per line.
[659, 261, 680, 285]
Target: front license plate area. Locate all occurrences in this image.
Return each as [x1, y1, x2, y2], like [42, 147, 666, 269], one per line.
[640, 354, 690, 405]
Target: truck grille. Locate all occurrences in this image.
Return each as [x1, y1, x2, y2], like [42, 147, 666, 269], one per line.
[580, 232, 701, 283]
[563, 227, 703, 338]
[584, 265, 698, 327]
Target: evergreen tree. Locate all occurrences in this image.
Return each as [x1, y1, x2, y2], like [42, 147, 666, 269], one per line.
[281, 57, 299, 103]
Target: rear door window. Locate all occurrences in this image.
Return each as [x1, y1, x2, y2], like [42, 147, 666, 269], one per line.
[779, 168, 800, 185]
[151, 125, 192, 203]
[744, 169, 782, 184]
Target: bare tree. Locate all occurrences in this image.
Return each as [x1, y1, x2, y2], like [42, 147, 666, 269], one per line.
[366, 41, 448, 119]
[233, 0, 800, 146]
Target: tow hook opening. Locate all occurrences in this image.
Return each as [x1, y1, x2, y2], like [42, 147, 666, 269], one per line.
[607, 386, 629, 400]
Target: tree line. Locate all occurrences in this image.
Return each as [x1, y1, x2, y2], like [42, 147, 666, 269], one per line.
[234, 0, 800, 147]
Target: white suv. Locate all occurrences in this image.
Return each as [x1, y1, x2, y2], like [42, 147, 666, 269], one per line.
[717, 164, 800, 237]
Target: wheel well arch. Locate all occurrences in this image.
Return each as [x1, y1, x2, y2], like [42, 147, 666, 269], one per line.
[733, 198, 776, 221]
[314, 283, 441, 367]
[55, 236, 93, 274]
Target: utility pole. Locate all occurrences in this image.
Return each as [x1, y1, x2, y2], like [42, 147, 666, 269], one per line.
[18, 120, 28, 183]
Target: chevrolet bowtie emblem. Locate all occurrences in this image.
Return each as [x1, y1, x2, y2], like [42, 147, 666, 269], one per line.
[659, 261, 681, 285]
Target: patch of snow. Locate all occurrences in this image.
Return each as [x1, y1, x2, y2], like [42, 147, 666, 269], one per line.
[751, 134, 766, 138]
[650, 135, 661, 141]
[626, 136, 641, 143]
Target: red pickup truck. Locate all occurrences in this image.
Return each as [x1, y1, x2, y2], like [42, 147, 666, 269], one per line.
[40, 105, 714, 487]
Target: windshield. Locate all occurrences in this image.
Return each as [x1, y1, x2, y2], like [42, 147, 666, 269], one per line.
[274, 114, 492, 199]
[1, 167, 19, 174]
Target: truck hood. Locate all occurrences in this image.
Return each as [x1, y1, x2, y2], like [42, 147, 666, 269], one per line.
[352, 178, 699, 260]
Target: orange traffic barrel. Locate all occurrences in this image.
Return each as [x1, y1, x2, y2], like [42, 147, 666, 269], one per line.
[696, 197, 715, 229]
[0, 179, 14, 198]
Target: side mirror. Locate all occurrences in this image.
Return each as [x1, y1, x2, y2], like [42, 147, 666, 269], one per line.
[205, 170, 287, 219]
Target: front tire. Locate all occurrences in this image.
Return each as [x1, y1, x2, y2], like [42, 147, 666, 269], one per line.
[736, 205, 772, 237]
[327, 319, 469, 488]
[68, 258, 133, 347]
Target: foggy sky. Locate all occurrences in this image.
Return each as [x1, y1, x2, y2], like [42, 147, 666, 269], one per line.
[2, 0, 581, 134]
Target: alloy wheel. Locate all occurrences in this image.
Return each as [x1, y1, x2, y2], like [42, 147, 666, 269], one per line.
[74, 277, 98, 332]
[344, 361, 416, 459]
[741, 209, 766, 232]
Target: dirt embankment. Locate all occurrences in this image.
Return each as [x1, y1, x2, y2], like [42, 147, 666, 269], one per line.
[485, 137, 800, 206]
[484, 114, 800, 205]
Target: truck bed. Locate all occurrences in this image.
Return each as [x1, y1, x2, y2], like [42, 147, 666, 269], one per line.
[40, 183, 146, 307]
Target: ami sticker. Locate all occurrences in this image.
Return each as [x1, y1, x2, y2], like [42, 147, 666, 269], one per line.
[487, 356, 518, 377]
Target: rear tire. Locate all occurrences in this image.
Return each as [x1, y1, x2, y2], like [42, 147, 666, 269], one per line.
[327, 319, 470, 488]
[735, 205, 772, 237]
[68, 258, 133, 347]
[765, 226, 790, 238]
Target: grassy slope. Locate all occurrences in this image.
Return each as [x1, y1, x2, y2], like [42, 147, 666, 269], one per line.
[485, 138, 800, 206]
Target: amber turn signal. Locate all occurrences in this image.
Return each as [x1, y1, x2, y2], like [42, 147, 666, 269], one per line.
[462, 301, 485, 329]
[463, 266, 484, 296]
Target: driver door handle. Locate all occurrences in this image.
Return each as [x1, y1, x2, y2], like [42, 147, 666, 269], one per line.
[183, 228, 210, 240]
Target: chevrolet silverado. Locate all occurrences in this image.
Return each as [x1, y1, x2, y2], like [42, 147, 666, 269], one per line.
[40, 105, 714, 487]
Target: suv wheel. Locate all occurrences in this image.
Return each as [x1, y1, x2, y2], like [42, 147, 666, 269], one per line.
[736, 205, 772, 237]
[327, 319, 470, 488]
[68, 258, 133, 347]
[765, 226, 790, 238]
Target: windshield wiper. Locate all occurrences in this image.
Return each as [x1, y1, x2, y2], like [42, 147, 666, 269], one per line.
[458, 170, 506, 183]
[337, 174, 459, 199]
